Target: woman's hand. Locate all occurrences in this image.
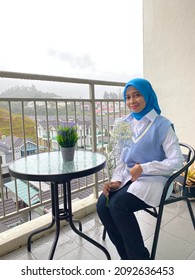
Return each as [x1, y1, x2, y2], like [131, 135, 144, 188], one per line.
[102, 181, 121, 196]
[130, 163, 143, 182]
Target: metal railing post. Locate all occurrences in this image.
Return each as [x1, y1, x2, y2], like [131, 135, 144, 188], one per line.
[0, 156, 3, 192]
[89, 82, 97, 152]
[89, 83, 99, 198]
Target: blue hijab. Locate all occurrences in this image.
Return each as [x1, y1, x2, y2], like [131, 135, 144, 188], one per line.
[123, 78, 161, 120]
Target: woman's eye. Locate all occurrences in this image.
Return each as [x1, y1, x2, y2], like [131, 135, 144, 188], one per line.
[126, 93, 141, 100]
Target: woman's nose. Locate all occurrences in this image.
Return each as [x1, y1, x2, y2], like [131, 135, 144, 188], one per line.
[130, 96, 136, 102]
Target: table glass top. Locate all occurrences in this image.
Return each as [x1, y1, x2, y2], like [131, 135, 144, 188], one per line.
[9, 150, 106, 180]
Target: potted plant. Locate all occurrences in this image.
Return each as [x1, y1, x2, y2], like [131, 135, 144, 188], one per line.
[56, 122, 79, 162]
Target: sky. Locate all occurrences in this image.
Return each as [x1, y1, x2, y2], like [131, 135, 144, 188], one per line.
[0, 0, 143, 81]
[0, 0, 143, 98]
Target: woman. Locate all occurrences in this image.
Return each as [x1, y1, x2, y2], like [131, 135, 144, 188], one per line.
[97, 78, 184, 260]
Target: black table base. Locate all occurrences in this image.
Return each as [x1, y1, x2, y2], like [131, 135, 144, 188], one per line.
[27, 181, 111, 260]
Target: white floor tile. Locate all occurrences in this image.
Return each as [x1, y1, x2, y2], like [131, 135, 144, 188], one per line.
[0, 201, 194, 260]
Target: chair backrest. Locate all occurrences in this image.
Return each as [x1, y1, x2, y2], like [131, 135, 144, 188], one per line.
[159, 142, 195, 207]
[173, 153, 189, 194]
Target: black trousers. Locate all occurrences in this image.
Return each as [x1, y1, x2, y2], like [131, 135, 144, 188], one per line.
[97, 182, 150, 260]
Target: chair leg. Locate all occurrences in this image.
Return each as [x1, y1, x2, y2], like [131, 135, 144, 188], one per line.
[150, 207, 164, 260]
[102, 227, 106, 240]
[185, 198, 195, 229]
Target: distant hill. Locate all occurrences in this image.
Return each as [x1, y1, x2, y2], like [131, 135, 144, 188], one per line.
[0, 84, 60, 99]
[0, 108, 36, 141]
[0, 85, 62, 116]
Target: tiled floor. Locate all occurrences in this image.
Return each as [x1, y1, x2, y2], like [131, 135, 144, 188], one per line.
[0, 200, 195, 260]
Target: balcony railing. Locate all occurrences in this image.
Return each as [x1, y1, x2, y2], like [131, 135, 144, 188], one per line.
[0, 71, 126, 231]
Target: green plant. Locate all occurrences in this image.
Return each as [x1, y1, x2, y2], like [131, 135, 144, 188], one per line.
[56, 122, 79, 148]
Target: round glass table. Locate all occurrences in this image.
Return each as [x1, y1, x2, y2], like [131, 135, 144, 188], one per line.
[9, 150, 111, 260]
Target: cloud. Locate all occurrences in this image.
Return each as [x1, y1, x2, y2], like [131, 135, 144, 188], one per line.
[48, 49, 96, 70]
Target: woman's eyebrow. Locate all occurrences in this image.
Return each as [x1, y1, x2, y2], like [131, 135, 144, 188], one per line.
[126, 91, 140, 96]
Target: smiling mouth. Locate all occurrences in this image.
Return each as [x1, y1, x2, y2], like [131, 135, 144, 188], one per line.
[131, 104, 139, 110]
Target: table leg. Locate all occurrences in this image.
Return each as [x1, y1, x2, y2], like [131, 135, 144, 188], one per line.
[48, 182, 82, 259]
[27, 184, 56, 252]
[62, 183, 82, 231]
[66, 181, 111, 260]
[48, 182, 61, 260]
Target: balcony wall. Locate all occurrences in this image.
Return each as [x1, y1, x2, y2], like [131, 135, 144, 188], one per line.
[143, 0, 195, 148]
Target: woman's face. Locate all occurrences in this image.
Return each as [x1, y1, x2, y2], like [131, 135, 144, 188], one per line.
[125, 86, 146, 113]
